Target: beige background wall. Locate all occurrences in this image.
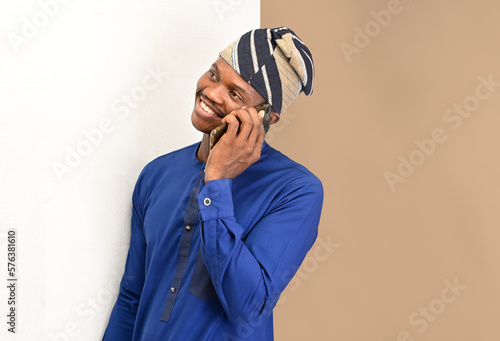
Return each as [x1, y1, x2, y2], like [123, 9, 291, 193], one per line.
[262, 0, 499, 340]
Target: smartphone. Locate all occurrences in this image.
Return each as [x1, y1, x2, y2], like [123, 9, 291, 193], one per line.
[209, 103, 271, 150]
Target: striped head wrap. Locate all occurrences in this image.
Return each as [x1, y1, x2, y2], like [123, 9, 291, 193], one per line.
[219, 27, 314, 114]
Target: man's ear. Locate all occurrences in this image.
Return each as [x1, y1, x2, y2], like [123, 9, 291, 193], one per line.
[270, 111, 280, 125]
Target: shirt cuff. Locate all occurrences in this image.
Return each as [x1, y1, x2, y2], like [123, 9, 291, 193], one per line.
[197, 178, 235, 220]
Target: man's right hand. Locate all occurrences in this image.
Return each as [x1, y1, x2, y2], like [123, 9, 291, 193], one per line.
[204, 106, 265, 183]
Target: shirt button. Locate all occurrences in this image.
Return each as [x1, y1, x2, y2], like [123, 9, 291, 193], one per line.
[203, 198, 211, 206]
[171, 287, 176, 293]
[185, 225, 191, 231]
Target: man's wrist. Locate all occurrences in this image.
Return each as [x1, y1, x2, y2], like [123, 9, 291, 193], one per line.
[204, 173, 226, 184]
[197, 178, 235, 220]
[204, 167, 232, 183]
[204, 171, 220, 184]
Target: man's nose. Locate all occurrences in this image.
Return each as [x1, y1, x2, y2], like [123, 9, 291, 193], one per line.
[204, 84, 224, 104]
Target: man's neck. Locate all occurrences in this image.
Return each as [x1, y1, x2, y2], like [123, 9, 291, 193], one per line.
[196, 133, 210, 163]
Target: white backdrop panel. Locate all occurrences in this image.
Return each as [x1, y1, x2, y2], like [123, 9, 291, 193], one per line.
[0, 1, 259, 340]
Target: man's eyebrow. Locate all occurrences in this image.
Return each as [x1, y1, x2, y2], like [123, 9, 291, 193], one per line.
[232, 83, 248, 97]
[211, 63, 248, 97]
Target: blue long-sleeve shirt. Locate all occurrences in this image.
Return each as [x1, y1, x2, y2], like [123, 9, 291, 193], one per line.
[102, 141, 323, 340]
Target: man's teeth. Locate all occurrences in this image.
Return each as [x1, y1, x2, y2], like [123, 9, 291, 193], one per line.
[200, 100, 217, 116]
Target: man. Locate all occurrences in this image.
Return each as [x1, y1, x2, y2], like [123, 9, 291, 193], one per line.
[103, 27, 323, 340]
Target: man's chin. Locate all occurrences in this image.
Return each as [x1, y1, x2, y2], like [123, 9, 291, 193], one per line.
[191, 112, 214, 135]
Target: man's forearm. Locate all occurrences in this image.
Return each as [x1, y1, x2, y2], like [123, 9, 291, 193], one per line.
[196, 176, 323, 323]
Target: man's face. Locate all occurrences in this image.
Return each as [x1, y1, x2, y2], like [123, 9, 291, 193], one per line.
[191, 56, 268, 134]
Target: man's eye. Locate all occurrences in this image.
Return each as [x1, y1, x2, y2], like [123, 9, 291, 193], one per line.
[208, 70, 217, 79]
[229, 91, 241, 100]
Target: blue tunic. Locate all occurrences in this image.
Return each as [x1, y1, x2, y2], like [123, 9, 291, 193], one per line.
[103, 141, 323, 340]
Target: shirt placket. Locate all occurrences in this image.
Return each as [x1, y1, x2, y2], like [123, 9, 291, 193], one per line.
[160, 169, 204, 322]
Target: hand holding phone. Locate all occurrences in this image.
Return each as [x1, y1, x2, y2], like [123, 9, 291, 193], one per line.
[204, 103, 270, 182]
[209, 103, 271, 150]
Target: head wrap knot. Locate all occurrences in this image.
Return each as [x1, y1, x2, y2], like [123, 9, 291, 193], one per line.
[219, 26, 314, 114]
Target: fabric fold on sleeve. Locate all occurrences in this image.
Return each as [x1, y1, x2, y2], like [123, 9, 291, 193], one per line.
[196, 176, 323, 324]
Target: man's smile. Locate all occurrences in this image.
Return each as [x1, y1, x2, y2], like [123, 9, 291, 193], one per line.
[198, 96, 224, 119]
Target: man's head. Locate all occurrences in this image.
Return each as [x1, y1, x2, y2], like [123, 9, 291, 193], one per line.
[191, 26, 314, 134]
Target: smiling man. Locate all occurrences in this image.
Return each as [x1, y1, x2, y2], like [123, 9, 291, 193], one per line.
[103, 27, 323, 341]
